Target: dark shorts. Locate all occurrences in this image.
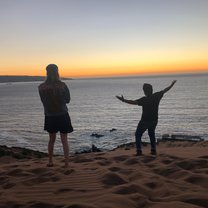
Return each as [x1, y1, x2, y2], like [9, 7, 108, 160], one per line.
[44, 113, 73, 134]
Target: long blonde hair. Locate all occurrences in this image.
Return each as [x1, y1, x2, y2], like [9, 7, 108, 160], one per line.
[45, 64, 60, 84]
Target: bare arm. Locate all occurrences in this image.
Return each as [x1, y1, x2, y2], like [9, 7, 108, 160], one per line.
[162, 80, 177, 94]
[116, 95, 139, 105]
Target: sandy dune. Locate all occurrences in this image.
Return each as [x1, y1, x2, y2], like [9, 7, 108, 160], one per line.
[0, 141, 207, 208]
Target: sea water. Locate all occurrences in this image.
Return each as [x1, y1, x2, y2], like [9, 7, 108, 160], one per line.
[0, 74, 207, 154]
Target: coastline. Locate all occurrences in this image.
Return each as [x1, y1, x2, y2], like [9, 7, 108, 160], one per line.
[0, 76, 72, 83]
[0, 140, 207, 208]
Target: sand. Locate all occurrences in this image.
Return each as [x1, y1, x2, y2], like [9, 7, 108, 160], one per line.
[0, 141, 208, 208]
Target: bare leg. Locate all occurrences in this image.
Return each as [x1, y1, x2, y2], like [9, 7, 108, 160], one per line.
[48, 133, 56, 166]
[60, 133, 69, 168]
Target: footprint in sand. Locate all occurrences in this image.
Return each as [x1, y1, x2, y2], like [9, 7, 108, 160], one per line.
[2, 182, 16, 189]
[23, 174, 61, 186]
[23, 177, 51, 186]
[7, 168, 32, 177]
[97, 159, 112, 166]
[182, 195, 208, 208]
[112, 184, 141, 195]
[61, 169, 75, 175]
[124, 158, 140, 165]
[144, 181, 160, 189]
[0, 177, 17, 189]
[199, 155, 208, 159]
[113, 155, 129, 162]
[28, 167, 51, 175]
[185, 174, 208, 188]
[141, 156, 157, 163]
[0, 176, 9, 185]
[72, 156, 94, 163]
[66, 204, 96, 208]
[176, 159, 208, 170]
[101, 172, 127, 186]
[54, 188, 74, 194]
[108, 166, 134, 176]
[108, 167, 121, 172]
[161, 158, 173, 165]
[94, 156, 106, 160]
[26, 201, 64, 208]
[153, 165, 181, 177]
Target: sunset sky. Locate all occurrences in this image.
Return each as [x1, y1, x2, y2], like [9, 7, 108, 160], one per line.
[0, 0, 208, 78]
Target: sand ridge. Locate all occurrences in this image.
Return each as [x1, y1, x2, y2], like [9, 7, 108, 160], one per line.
[0, 141, 208, 208]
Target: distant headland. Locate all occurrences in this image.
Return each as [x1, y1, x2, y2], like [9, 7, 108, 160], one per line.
[0, 76, 72, 83]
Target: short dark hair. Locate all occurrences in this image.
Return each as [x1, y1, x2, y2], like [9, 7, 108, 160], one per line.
[143, 83, 153, 96]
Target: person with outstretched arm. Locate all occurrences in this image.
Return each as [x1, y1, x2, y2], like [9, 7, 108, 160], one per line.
[116, 80, 177, 156]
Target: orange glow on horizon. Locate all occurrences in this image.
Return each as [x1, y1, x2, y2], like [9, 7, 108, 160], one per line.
[1, 54, 208, 78]
[1, 66, 207, 78]
[1, 65, 208, 78]
[1, 48, 208, 78]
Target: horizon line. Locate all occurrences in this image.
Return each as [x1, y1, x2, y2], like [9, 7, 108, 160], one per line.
[0, 71, 208, 80]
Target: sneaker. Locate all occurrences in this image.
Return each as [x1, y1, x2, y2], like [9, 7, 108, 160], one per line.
[151, 149, 157, 155]
[136, 150, 142, 156]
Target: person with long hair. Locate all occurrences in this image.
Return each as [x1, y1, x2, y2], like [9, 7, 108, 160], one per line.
[39, 64, 73, 168]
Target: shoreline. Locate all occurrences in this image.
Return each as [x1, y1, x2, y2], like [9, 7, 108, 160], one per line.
[0, 75, 72, 83]
[0, 137, 206, 158]
[0, 136, 207, 158]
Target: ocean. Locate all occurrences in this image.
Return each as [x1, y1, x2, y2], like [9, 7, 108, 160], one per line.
[0, 74, 207, 154]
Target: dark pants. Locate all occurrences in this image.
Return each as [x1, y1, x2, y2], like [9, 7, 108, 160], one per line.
[135, 120, 158, 151]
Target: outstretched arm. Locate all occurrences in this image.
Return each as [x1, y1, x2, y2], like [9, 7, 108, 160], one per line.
[116, 95, 139, 105]
[162, 80, 177, 94]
